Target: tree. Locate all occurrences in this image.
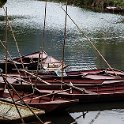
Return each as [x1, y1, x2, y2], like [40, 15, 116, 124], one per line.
[0, 0, 7, 8]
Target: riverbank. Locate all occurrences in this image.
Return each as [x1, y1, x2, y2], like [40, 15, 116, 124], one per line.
[50, 0, 124, 8]
[48, 0, 124, 14]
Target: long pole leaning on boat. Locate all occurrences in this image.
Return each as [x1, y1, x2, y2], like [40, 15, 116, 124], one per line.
[34, 0, 48, 87]
[2, 8, 45, 94]
[22, 69, 51, 85]
[3, 7, 25, 124]
[3, 7, 27, 76]
[1, 73, 45, 124]
[4, 7, 7, 76]
[61, 1, 68, 83]
[61, 6, 119, 76]
[0, 41, 23, 76]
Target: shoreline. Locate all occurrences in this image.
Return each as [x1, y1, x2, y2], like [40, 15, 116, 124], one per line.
[47, 0, 124, 14]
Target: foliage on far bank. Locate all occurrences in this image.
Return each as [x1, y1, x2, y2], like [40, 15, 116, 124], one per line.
[0, 0, 7, 7]
[48, 0, 124, 8]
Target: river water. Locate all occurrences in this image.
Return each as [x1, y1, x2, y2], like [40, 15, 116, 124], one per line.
[0, 0, 124, 124]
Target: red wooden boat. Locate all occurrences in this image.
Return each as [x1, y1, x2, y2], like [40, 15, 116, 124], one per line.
[36, 89, 124, 103]
[5, 74, 124, 103]
[66, 68, 124, 78]
[32, 81, 124, 103]
[17, 68, 124, 87]
[0, 50, 67, 74]
[0, 51, 48, 72]
[5, 67, 123, 86]
[2, 72, 124, 104]
[1, 69, 124, 92]
[10, 80, 124, 103]
[1, 89, 78, 113]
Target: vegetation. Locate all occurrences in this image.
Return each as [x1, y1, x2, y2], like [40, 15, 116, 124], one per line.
[48, 0, 124, 8]
[0, 0, 7, 7]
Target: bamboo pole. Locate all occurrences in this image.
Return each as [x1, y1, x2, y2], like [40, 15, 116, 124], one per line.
[5, 83, 25, 123]
[61, 1, 68, 82]
[3, 7, 26, 73]
[61, 6, 118, 76]
[4, 7, 8, 76]
[35, 0, 48, 87]
[21, 69, 51, 85]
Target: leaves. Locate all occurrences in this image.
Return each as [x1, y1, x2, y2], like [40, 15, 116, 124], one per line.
[0, 0, 7, 8]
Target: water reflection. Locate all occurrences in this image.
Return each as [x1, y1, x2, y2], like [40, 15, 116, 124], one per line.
[41, 112, 76, 124]
[0, 0, 124, 70]
[0, 1, 124, 123]
[69, 102, 124, 124]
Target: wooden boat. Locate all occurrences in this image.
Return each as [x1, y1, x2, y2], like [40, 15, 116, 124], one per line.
[9, 79, 124, 103]
[105, 6, 124, 13]
[66, 68, 124, 78]
[0, 51, 48, 72]
[2, 70, 124, 104]
[1, 60, 124, 104]
[0, 98, 45, 123]
[36, 89, 124, 103]
[7, 75, 124, 103]
[32, 79, 124, 103]
[19, 68, 124, 85]
[1, 67, 124, 90]
[1, 89, 78, 113]
[1, 67, 124, 94]
[0, 50, 67, 74]
[17, 68, 124, 87]
[1, 68, 124, 92]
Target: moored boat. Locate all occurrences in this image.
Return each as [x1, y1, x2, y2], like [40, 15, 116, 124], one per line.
[1, 89, 78, 113]
[105, 6, 124, 13]
[0, 98, 45, 123]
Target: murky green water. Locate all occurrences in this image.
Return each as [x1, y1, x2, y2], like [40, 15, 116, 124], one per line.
[0, 0, 124, 123]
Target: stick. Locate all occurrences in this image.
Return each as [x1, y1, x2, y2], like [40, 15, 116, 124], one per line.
[21, 69, 51, 85]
